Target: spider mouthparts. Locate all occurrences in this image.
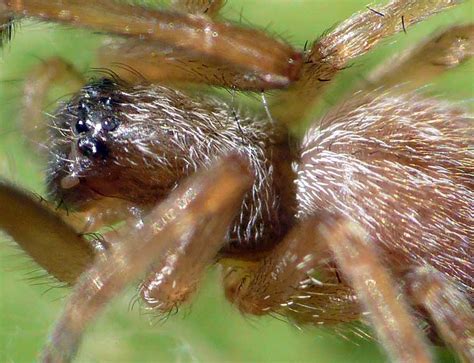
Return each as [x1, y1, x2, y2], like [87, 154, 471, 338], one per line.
[261, 52, 303, 88]
[287, 51, 303, 82]
[60, 175, 80, 189]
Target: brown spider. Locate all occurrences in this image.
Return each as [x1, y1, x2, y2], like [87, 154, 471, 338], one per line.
[0, 0, 473, 362]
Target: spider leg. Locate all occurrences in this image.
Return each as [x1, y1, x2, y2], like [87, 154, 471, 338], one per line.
[323, 217, 432, 363]
[96, 39, 287, 90]
[1, 0, 302, 89]
[96, 0, 254, 88]
[365, 24, 474, 91]
[222, 214, 432, 363]
[171, 0, 224, 17]
[20, 57, 85, 153]
[0, 178, 143, 285]
[0, 180, 95, 285]
[222, 217, 360, 324]
[406, 266, 474, 362]
[282, 283, 361, 327]
[138, 147, 250, 313]
[271, 0, 462, 125]
[138, 201, 232, 314]
[40, 154, 252, 363]
[222, 216, 333, 316]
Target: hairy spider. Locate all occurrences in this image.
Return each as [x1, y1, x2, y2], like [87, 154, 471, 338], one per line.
[0, 1, 473, 362]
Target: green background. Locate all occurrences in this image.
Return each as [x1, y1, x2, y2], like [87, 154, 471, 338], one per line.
[0, 0, 472, 362]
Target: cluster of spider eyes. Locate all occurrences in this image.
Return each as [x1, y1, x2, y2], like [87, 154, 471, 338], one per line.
[71, 82, 121, 160]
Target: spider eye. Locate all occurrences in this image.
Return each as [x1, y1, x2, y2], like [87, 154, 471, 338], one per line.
[75, 102, 93, 134]
[77, 137, 108, 159]
[75, 119, 91, 134]
[101, 117, 119, 131]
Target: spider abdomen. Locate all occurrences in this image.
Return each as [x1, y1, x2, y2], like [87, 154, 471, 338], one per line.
[296, 92, 473, 297]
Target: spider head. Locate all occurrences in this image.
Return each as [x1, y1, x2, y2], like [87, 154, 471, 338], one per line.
[46, 78, 177, 210]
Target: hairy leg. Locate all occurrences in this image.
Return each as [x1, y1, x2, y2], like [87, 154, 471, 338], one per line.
[220, 215, 353, 324]
[282, 283, 361, 327]
[21, 57, 85, 152]
[97, 40, 286, 90]
[0, 180, 94, 285]
[97, 0, 253, 88]
[406, 266, 474, 362]
[1, 0, 301, 89]
[223, 214, 431, 363]
[171, 0, 224, 17]
[271, 0, 461, 125]
[139, 155, 248, 314]
[0, 162, 146, 285]
[223, 216, 340, 316]
[365, 24, 474, 91]
[324, 217, 431, 363]
[138, 204, 231, 313]
[41, 154, 252, 363]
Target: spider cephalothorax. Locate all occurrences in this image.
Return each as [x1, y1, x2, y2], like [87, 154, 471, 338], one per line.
[49, 79, 296, 251]
[0, 1, 472, 363]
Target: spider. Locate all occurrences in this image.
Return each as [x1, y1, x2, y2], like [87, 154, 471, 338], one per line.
[0, 0, 472, 362]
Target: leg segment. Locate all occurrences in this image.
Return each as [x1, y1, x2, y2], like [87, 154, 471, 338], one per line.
[248, 221, 359, 325]
[324, 217, 432, 363]
[138, 205, 228, 313]
[1, 0, 301, 89]
[40, 154, 252, 363]
[96, 0, 246, 88]
[21, 57, 85, 153]
[171, 0, 224, 17]
[223, 216, 334, 316]
[406, 266, 474, 362]
[222, 214, 432, 363]
[0, 180, 94, 285]
[365, 24, 474, 91]
[98, 0, 229, 87]
[97, 40, 285, 90]
[282, 283, 361, 327]
[134, 149, 255, 314]
[271, 0, 461, 125]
